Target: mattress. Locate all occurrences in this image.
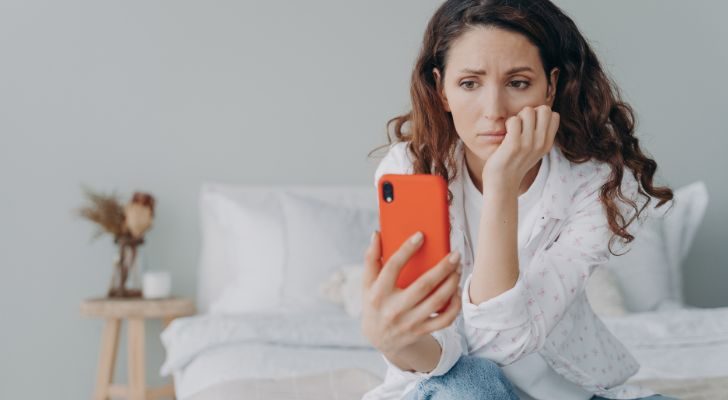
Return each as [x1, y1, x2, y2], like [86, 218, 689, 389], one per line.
[161, 307, 728, 399]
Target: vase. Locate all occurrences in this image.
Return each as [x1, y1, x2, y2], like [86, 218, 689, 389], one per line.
[107, 243, 144, 298]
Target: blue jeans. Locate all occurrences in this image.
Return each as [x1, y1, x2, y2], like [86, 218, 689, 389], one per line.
[403, 355, 679, 400]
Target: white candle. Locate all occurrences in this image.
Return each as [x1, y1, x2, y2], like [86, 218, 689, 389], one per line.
[143, 271, 172, 299]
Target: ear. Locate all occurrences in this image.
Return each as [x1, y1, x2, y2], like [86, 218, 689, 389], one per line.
[546, 67, 560, 107]
[432, 67, 451, 112]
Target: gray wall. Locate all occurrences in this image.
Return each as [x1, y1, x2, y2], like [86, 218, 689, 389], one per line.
[0, 1, 725, 398]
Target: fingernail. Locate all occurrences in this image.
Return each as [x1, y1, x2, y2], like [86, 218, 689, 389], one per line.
[448, 251, 460, 264]
[370, 231, 377, 244]
[411, 231, 423, 244]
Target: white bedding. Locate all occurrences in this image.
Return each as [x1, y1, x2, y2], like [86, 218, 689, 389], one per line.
[171, 343, 384, 398]
[603, 306, 728, 381]
[160, 312, 386, 399]
[161, 307, 728, 399]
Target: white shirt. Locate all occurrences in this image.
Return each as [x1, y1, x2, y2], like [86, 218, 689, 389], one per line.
[363, 138, 657, 400]
[463, 152, 591, 400]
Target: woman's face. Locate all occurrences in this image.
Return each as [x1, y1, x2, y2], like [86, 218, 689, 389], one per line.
[434, 26, 559, 163]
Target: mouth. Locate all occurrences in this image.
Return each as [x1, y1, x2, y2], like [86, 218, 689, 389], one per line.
[477, 130, 507, 136]
[475, 130, 507, 143]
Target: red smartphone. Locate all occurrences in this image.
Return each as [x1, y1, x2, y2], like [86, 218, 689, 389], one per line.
[377, 173, 452, 313]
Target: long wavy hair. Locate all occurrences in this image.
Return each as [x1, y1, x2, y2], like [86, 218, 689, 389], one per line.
[369, 0, 673, 255]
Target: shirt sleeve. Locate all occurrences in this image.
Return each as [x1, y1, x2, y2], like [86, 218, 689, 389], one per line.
[461, 168, 650, 366]
[362, 323, 466, 400]
[380, 320, 466, 380]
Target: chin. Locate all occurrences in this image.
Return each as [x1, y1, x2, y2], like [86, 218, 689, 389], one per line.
[466, 142, 495, 161]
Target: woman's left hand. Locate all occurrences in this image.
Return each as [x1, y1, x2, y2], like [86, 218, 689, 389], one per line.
[482, 105, 560, 191]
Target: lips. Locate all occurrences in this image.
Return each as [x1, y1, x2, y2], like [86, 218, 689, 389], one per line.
[475, 133, 506, 143]
[477, 130, 507, 136]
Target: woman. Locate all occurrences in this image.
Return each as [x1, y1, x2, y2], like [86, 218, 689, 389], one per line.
[360, 0, 675, 399]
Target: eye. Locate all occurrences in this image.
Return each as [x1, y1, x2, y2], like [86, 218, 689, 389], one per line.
[459, 80, 478, 90]
[509, 80, 531, 90]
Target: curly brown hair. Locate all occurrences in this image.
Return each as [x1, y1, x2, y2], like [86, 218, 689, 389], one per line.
[369, 0, 673, 255]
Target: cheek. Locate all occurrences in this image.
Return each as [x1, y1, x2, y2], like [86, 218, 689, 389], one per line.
[449, 109, 477, 139]
[511, 86, 550, 109]
[448, 96, 480, 123]
[507, 94, 539, 110]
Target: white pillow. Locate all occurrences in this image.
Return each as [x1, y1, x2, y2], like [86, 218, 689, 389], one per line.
[585, 266, 628, 317]
[200, 186, 286, 314]
[661, 182, 709, 303]
[605, 181, 708, 312]
[319, 263, 364, 319]
[279, 192, 378, 313]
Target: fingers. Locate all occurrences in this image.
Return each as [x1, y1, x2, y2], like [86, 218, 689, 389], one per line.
[362, 231, 382, 290]
[398, 250, 460, 310]
[547, 111, 560, 149]
[505, 114, 522, 144]
[415, 287, 462, 335]
[524, 105, 559, 153]
[503, 115, 522, 154]
[406, 269, 461, 324]
[535, 105, 552, 149]
[374, 231, 424, 295]
[518, 106, 536, 148]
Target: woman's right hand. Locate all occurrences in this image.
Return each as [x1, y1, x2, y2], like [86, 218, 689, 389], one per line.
[360, 230, 462, 357]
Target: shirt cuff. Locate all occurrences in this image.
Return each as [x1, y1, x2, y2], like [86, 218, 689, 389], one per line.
[462, 273, 529, 330]
[381, 329, 461, 380]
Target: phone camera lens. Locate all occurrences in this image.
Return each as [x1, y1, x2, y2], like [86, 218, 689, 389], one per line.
[382, 181, 394, 203]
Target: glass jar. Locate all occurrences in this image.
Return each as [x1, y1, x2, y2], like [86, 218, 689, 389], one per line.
[108, 244, 144, 298]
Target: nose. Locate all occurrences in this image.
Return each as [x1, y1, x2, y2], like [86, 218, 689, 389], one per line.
[481, 85, 506, 122]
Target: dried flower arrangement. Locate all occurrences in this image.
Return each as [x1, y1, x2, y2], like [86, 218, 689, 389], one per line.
[77, 185, 156, 298]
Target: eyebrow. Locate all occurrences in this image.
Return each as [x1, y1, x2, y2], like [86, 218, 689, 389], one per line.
[459, 66, 534, 75]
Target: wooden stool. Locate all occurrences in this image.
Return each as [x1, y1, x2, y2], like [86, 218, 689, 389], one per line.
[80, 297, 196, 400]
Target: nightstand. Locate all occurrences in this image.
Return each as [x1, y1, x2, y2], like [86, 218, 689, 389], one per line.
[80, 297, 196, 400]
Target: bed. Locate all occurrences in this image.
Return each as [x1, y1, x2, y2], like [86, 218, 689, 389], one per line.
[160, 180, 726, 400]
